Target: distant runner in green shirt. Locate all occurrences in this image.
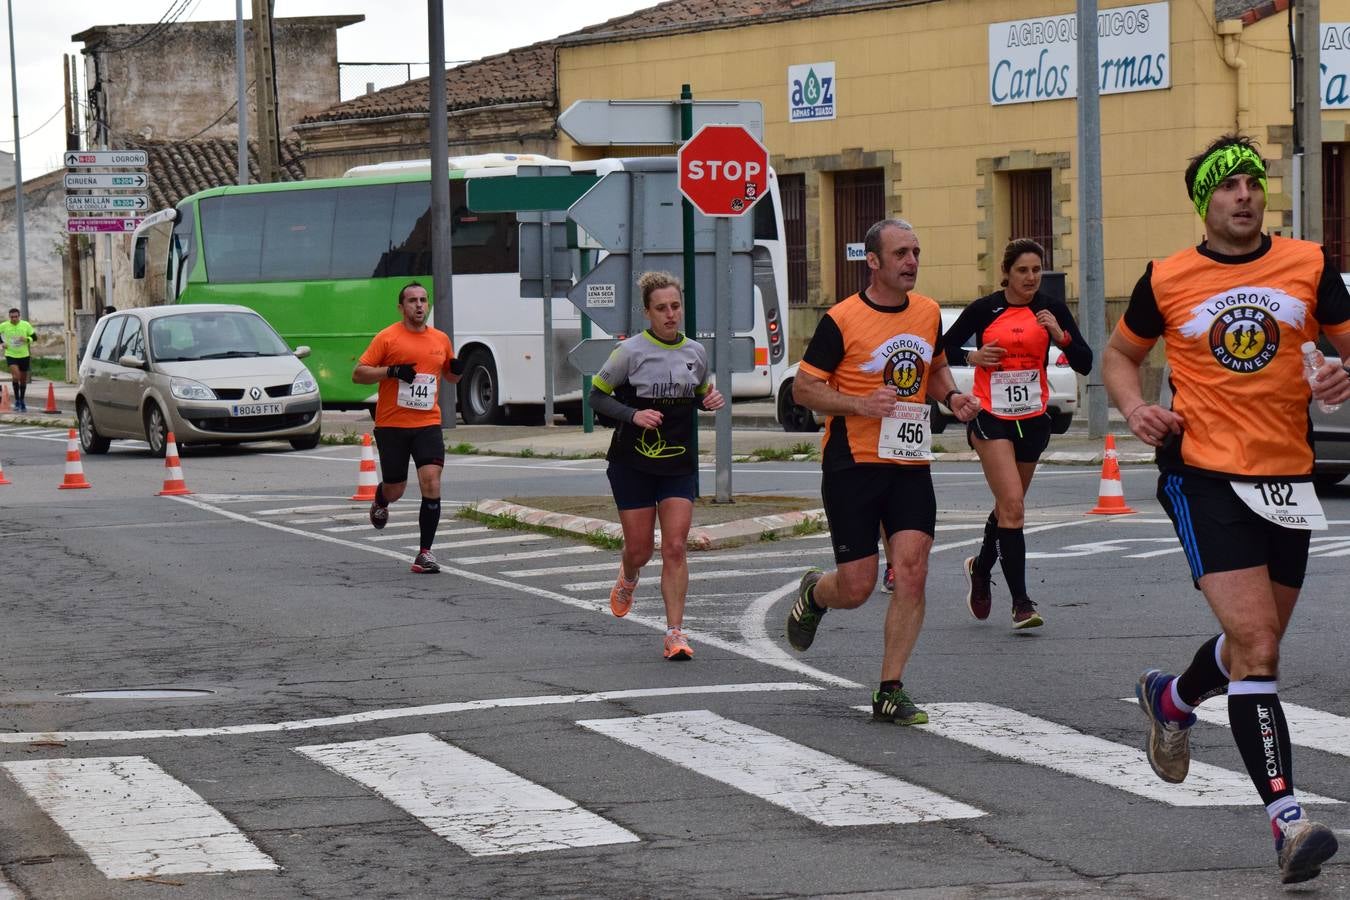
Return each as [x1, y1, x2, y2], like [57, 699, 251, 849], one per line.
[1, 308, 36, 412]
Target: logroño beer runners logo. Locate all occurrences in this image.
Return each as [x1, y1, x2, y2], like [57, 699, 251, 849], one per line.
[1178, 287, 1309, 374]
[859, 333, 935, 399]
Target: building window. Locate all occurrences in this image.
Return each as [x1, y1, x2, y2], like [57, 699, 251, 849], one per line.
[1325, 143, 1350, 272]
[833, 168, 885, 300]
[1008, 169, 1055, 270]
[779, 174, 808, 306]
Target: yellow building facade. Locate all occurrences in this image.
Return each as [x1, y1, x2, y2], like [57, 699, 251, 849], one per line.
[558, 0, 1350, 361]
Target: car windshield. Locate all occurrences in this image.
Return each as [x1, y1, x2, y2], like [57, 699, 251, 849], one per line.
[149, 312, 291, 362]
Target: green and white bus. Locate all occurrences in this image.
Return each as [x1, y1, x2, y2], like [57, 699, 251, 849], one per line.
[130, 153, 790, 422]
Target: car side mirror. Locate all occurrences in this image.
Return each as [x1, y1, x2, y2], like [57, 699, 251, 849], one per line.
[118, 354, 147, 370]
[293, 345, 311, 359]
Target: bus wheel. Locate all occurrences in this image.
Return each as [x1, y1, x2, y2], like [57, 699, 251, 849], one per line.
[459, 349, 501, 425]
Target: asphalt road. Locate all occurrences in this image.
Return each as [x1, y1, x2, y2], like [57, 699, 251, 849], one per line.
[1, 423, 1348, 899]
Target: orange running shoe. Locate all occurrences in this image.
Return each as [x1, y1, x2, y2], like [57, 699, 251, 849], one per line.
[663, 627, 693, 661]
[609, 568, 637, 617]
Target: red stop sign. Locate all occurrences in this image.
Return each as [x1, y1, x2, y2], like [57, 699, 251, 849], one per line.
[678, 124, 769, 217]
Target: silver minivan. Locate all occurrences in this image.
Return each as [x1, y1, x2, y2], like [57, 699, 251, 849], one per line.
[76, 305, 321, 456]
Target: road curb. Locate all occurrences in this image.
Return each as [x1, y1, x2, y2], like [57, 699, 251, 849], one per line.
[471, 498, 828, 551]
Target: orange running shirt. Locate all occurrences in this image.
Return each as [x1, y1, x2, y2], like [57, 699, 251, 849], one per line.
[358, 322, 456, 428]
[799, 289, 946, 470]
[1115, 235, 1350, 479]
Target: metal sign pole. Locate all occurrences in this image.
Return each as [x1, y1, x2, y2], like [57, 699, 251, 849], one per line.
[541, 219, 554, 425]
[714, 216, 733, 503]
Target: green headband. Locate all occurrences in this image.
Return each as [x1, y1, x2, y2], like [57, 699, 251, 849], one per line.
[1190, 144, 1267, 219]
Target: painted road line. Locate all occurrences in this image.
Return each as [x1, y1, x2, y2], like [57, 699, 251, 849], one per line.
[0, 756, 278, 879]
[454, 545, 602, 565]
[896, 703, 1342, 807]
[326, 520, 488, 534]
[439, 533, 550, 549]
[368, 529, 433, 543]
[935, 519, 1095, 555]
[1165, 700, 1350, 760]
[0, 682, 820, 744]
[288, 511, 372, 524]
[578, 710, 984, 825]
[567, 566, 802, 592]
[298, 733, 638, 856]
[509, 548, 836, 579]
[256, 502, 367, 516]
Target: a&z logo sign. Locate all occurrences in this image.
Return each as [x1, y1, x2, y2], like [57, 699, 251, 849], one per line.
[789, 62, 836, 122]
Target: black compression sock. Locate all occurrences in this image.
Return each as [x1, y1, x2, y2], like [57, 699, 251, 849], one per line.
[996, 527, 1027, 598]
[1176, 634, 1229, 706]
[976, 511, 999, 573]
[1228, 678, 1295, 806]
[374, 483, 388, 507]
[419, 498, 441, 550]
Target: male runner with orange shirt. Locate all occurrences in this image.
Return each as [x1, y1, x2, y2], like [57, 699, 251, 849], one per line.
[1104, 134, 1350, 884]
[353, 282, 462, 573]
[785, 218, 979, 725]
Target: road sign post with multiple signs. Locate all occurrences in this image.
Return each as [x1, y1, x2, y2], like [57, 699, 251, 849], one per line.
[678, 124, 769, 502]
[64, 150, 152, 236]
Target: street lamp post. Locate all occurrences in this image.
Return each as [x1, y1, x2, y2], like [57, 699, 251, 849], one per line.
[6, 0, 30, 319]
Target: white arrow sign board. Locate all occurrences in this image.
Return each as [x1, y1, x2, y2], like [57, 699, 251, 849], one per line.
[64, 172, 149, 190]
[558, 99, 764, 146]
[66, 195, 149, 211]
[64, 150, 149, 168]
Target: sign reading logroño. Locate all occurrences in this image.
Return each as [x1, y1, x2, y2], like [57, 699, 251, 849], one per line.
[988, 2, 1169, 106]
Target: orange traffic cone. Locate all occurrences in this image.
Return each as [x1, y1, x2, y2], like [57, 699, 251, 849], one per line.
[0, 456, 10, 485]
[42, 382, 59, 414]
[0, 385, 10, 412]
[1088, 434, 1135, 515]
[350, 433, 378, 501]
[58, 429, 91, 489]
[157, 432, 192, 496]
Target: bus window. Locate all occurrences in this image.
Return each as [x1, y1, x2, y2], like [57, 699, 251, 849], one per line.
[385, 182, 432, 277]
[332, 184, 396, 279]
[451, 206, 515, 275]
[754, 194, 778, 241]
[201, 194, 265, 282]
[260, 189, 337, 281]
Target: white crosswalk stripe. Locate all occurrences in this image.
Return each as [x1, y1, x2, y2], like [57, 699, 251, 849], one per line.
[567, 566, 803, 591]
[296, 733, 639, 856]
[0, 756, 278, 880]
[578, 709, 985, 825]
[897, 703, 1343, 807]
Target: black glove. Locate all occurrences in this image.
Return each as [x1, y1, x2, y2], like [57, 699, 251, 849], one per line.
[387, 363, 417, 384]
[448, 357, 465, 376]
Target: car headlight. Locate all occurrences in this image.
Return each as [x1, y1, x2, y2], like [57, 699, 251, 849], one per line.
[170, 377, 216, 401]
[292, 368, 318, 395]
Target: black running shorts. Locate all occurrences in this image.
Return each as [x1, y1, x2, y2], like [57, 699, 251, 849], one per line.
[821, 464, 936, 564]
[606, 460, 697, 510]
[967, 410, 1052, 463]
[4, 355, 30, 373]
[373, 425, 445, 484]
[1156, 471, 1312, 589]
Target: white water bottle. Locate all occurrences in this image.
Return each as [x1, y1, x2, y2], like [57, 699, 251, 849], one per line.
[1302, 341, 1342, 414]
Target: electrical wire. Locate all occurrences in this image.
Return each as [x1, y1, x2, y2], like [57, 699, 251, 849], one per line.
[93, 0, 194, 54]
[0, 105, 67, 145]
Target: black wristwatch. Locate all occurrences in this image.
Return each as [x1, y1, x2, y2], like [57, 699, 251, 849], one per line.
[944, 389, 959, 407]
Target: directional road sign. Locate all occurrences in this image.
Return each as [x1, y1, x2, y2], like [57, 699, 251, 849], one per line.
[678, 125, 769, 217]
[466, 173, 597, 213]
[64, 172, 149, 190]
[568, 252, 753, 337]
[64, 150, 149, 168]
[558, 99, 764, 145]
[66, 195, 149, 212]
[67, 217, 144, 234]
[568, 170, 753, 254]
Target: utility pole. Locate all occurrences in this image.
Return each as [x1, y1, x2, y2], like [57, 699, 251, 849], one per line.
[6, 0, 30, 319]
[427, 0, 455, 428]
[64, 54, 83, 374]
[235, 0, 249, 185]
[1077, 0, 1107, 437]
[1295, 0, 1322, 241]
[251, 0, 281, 183]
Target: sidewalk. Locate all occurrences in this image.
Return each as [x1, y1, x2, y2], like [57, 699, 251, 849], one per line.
[2, 377, 1152, 549]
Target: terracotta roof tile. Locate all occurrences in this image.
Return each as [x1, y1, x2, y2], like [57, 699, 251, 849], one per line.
[301, 0, 897, 126]
[126, 138, 306, 209]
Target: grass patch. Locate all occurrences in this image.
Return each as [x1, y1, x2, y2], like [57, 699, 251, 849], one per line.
[447, 442, 477, 455]
[791, 515, 827, 536]
[459, 505, 623, 550]
[29, 357, 66, 382]
[747, 442, 817, 461]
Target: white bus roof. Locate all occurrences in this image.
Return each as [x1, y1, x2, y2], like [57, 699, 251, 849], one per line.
[343, 153, 568, 177]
